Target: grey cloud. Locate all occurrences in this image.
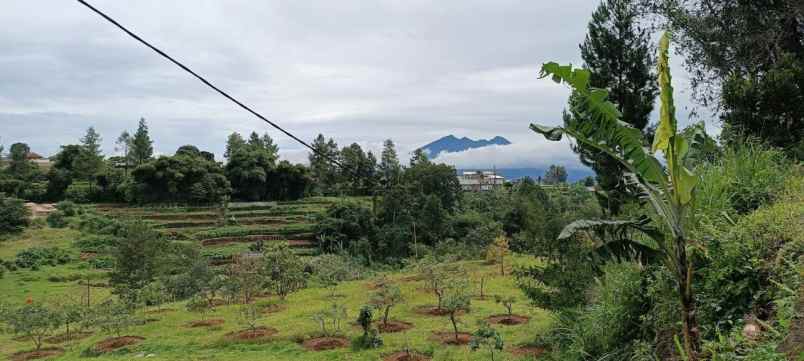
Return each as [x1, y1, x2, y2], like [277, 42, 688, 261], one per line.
[0, 0, 708, 170]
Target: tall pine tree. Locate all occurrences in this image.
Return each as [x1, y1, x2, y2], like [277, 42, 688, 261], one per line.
[567, 0, 657, 215]
[130, 118, 154, 166]
[378, 139, 402, 188]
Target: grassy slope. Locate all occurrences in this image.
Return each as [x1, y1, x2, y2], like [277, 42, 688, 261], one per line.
[1, 199, 550, 360]
[1, 250, 548, 360]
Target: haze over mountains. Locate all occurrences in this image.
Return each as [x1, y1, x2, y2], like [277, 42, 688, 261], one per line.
[419, 135, 593, 181]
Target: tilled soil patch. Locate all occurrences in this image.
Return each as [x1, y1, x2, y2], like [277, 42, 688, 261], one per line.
[225, 326, 278, 341]
[301, 336, 350, 351]
[430, 331, 472, 345]
[93, 336, 144, 353]
[377, 320, 414, 333]
[413, 305, 465, 317]
[44, 331, 93, 344]
[486, 314, 530, 325]
[186, 318, 225, 328]
[510, 345, 546, 358]
[9, 347, 64, 361]
[383, 351, 432, 361]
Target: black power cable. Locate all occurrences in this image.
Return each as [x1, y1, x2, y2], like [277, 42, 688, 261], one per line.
[76, 0, 344, 168]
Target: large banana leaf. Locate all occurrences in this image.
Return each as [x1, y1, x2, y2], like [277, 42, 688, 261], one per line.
[557, 218, 662, 263]
[532, 63, 667, 190]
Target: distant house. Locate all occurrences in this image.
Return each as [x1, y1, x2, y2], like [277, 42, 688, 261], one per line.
[457, 171, 505, 192]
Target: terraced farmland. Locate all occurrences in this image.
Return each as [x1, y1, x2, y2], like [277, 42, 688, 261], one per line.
[93, 197, 341, 261]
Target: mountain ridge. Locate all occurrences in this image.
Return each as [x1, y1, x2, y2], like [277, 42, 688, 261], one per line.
[420, 134, 511, 158]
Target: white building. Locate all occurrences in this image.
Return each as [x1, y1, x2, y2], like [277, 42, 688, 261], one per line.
[457, 171, 505, 192]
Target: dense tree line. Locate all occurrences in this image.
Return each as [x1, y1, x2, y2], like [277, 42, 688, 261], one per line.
[645, 0, 804, 159]
[0, 119, 316, 205]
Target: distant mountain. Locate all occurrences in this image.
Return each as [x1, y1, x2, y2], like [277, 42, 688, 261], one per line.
[457, 168, 595, 183]
[420, 135, 511, 158]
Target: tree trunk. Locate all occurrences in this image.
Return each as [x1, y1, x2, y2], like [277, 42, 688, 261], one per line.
[450, 313, 459, 342]
[384, 306, 391, 326]
[676, 238, 699, 360]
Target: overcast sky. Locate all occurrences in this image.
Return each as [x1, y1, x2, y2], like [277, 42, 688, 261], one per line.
[0, 1, 708, 170]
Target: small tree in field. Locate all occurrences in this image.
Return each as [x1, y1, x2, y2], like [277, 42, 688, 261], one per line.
[229, 257, 264, 304]
[186, 295, 210, 321]
[55, 300, 83, 339]
[470, 321, 504, 361]
[238, 304, 262, 333]
[474, 272, 488, 299]
[311, 302, 347, 336]
[140, 281, 168, 313]
[371, 282, 404, 327]
[1, 303, 59, 350]
[494, 295, 515, 316]
[442, 280, 472, 342]
[93, 301, 138, 338]
[485, 235, 510, 275]
[262, 243, 307, 300]
[419, 262, 450, 310]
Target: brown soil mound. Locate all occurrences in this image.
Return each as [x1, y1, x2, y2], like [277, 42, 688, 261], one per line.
[186, 318, 225, 327]
[383, 351, 432, 361]
[430, 331, 472, 345]
[45, 331, 93, 344]
[510, 346, 545, 358]
[301, 336, 350, 351]
[144, 308, 176, 314]
[93, 336, 144, 353]
[414, 305, 465, 317]
[10, 347, 64, 361]
[79, 252, 97, 261]
[486, 314, 530, 325]
[225, 326, 278, 340]
[377, 320, 414, 333]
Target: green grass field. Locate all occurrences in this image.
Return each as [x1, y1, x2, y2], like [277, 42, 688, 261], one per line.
[0, 199, 550, 360]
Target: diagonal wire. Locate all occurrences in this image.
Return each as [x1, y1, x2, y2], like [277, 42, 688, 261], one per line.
[76, 0, 344, 168]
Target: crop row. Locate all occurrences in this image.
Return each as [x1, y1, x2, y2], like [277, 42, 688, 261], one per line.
[193, 224, 316, 239]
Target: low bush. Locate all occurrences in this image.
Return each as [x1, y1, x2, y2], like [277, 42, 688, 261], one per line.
[14, 247, 71, 269]
[55, 200, 81, 216]
[540, 261, 647, 361]
[0, 194, 29, 235]
[74, 235, 119, 253]
[46, 210, 68, 228]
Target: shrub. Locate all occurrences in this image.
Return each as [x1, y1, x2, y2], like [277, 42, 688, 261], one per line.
[74, 235, 118, 253]
[14, 247, 71, 269]
[353, 306, 383, 350]
[470, 321, 504, 361]
[55, 201, 80, 216]
[65, 182, 93, 203]
[541, 261, 646, 361]
[46, 210, 68, 228]
[262, 243, 307, 300]
[0, 194, 29, 235]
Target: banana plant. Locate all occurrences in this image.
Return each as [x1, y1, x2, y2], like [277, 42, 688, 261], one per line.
[531, 32, 701, 359]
